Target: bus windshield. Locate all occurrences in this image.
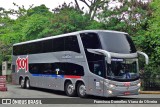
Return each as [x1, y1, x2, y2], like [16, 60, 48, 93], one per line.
[106, 58, 139, 82]
[99, 32, 136, 54]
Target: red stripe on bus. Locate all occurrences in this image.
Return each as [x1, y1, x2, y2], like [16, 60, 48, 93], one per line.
[64, 75, 81, 79]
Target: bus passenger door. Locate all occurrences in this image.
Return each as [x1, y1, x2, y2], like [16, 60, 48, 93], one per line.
[88, 61, 105, 97]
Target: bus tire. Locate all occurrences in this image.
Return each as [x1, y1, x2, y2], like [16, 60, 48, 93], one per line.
[25, 78, 30, 89]
[65, 82, 76, 97]
[77, 83, 87, 98]
[20, 78, 25, 88]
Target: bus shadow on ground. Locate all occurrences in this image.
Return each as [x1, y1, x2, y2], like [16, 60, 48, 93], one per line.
[17, 86, 66, 96]
[17, 86, 137, 100]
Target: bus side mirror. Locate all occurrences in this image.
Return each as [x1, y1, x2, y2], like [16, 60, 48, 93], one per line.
[87, 49, 111, 64]
[137, 51, 149, 65]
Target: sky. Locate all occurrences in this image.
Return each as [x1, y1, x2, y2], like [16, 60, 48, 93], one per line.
[0, 0, 92, 19]
[0, 0, 148, 19]
[0, 0, 87, 19]
[0, 0, 149, 11]
[0, 0, 124, 12]
[0, 0, 87, 11]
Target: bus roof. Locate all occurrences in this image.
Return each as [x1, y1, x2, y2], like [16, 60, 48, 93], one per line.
[13, 30, 128, 46]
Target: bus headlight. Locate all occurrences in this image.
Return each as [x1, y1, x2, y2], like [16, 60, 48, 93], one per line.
[109, 84, 115, 89]
[137, 82, 141, 87]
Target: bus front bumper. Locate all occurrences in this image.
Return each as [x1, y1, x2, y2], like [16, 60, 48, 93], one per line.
[104, 86, 140, 97]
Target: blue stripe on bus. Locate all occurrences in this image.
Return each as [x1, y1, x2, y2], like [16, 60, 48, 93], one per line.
[32, 74, 64, 78]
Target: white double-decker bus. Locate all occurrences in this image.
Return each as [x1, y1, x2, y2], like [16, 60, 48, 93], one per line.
[12, 30, 148, 97]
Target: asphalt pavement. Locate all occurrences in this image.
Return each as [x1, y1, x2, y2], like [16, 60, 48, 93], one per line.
[0, 84, 159, 107]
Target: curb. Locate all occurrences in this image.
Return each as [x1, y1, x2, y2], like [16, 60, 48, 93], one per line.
[140, 91, 160, 94]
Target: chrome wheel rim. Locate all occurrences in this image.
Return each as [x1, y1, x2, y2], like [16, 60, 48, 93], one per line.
[26, 80, 29, 88]
[79, 84, 86, 96]
[21, 79, 24, 87]
[67, 84, 74, 95]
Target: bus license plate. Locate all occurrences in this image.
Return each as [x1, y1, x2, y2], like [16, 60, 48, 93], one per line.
[124, 91, 130, 95]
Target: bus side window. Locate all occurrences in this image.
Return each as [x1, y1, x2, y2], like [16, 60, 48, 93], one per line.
[29, 63, 84, 76]
[64, 36, 80, 53]
[43, 39, 53, 53]
[80, 33, 101, 49]
[80, 33, 105, 77]
[43, 64, 53, 74]
[13, 46, 17, 55]
[52, 37, 65, 52]
[53, 63, 65, 75]
[64, 63, 84, 76]
[29, 64, 39, 74]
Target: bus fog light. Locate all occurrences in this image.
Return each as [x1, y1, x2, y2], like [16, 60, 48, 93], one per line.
[109, 84, 115, 88]
[137, 82, 141, 87]
[108, 90, 113, 94]
[138, 89, 141, 92]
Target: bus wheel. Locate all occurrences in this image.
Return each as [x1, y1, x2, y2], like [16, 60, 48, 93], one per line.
[25, 79, 30, 89]
[65, 82, 76, 97]
[77, 83, 87, 98]
[20, 78, 25, 88]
